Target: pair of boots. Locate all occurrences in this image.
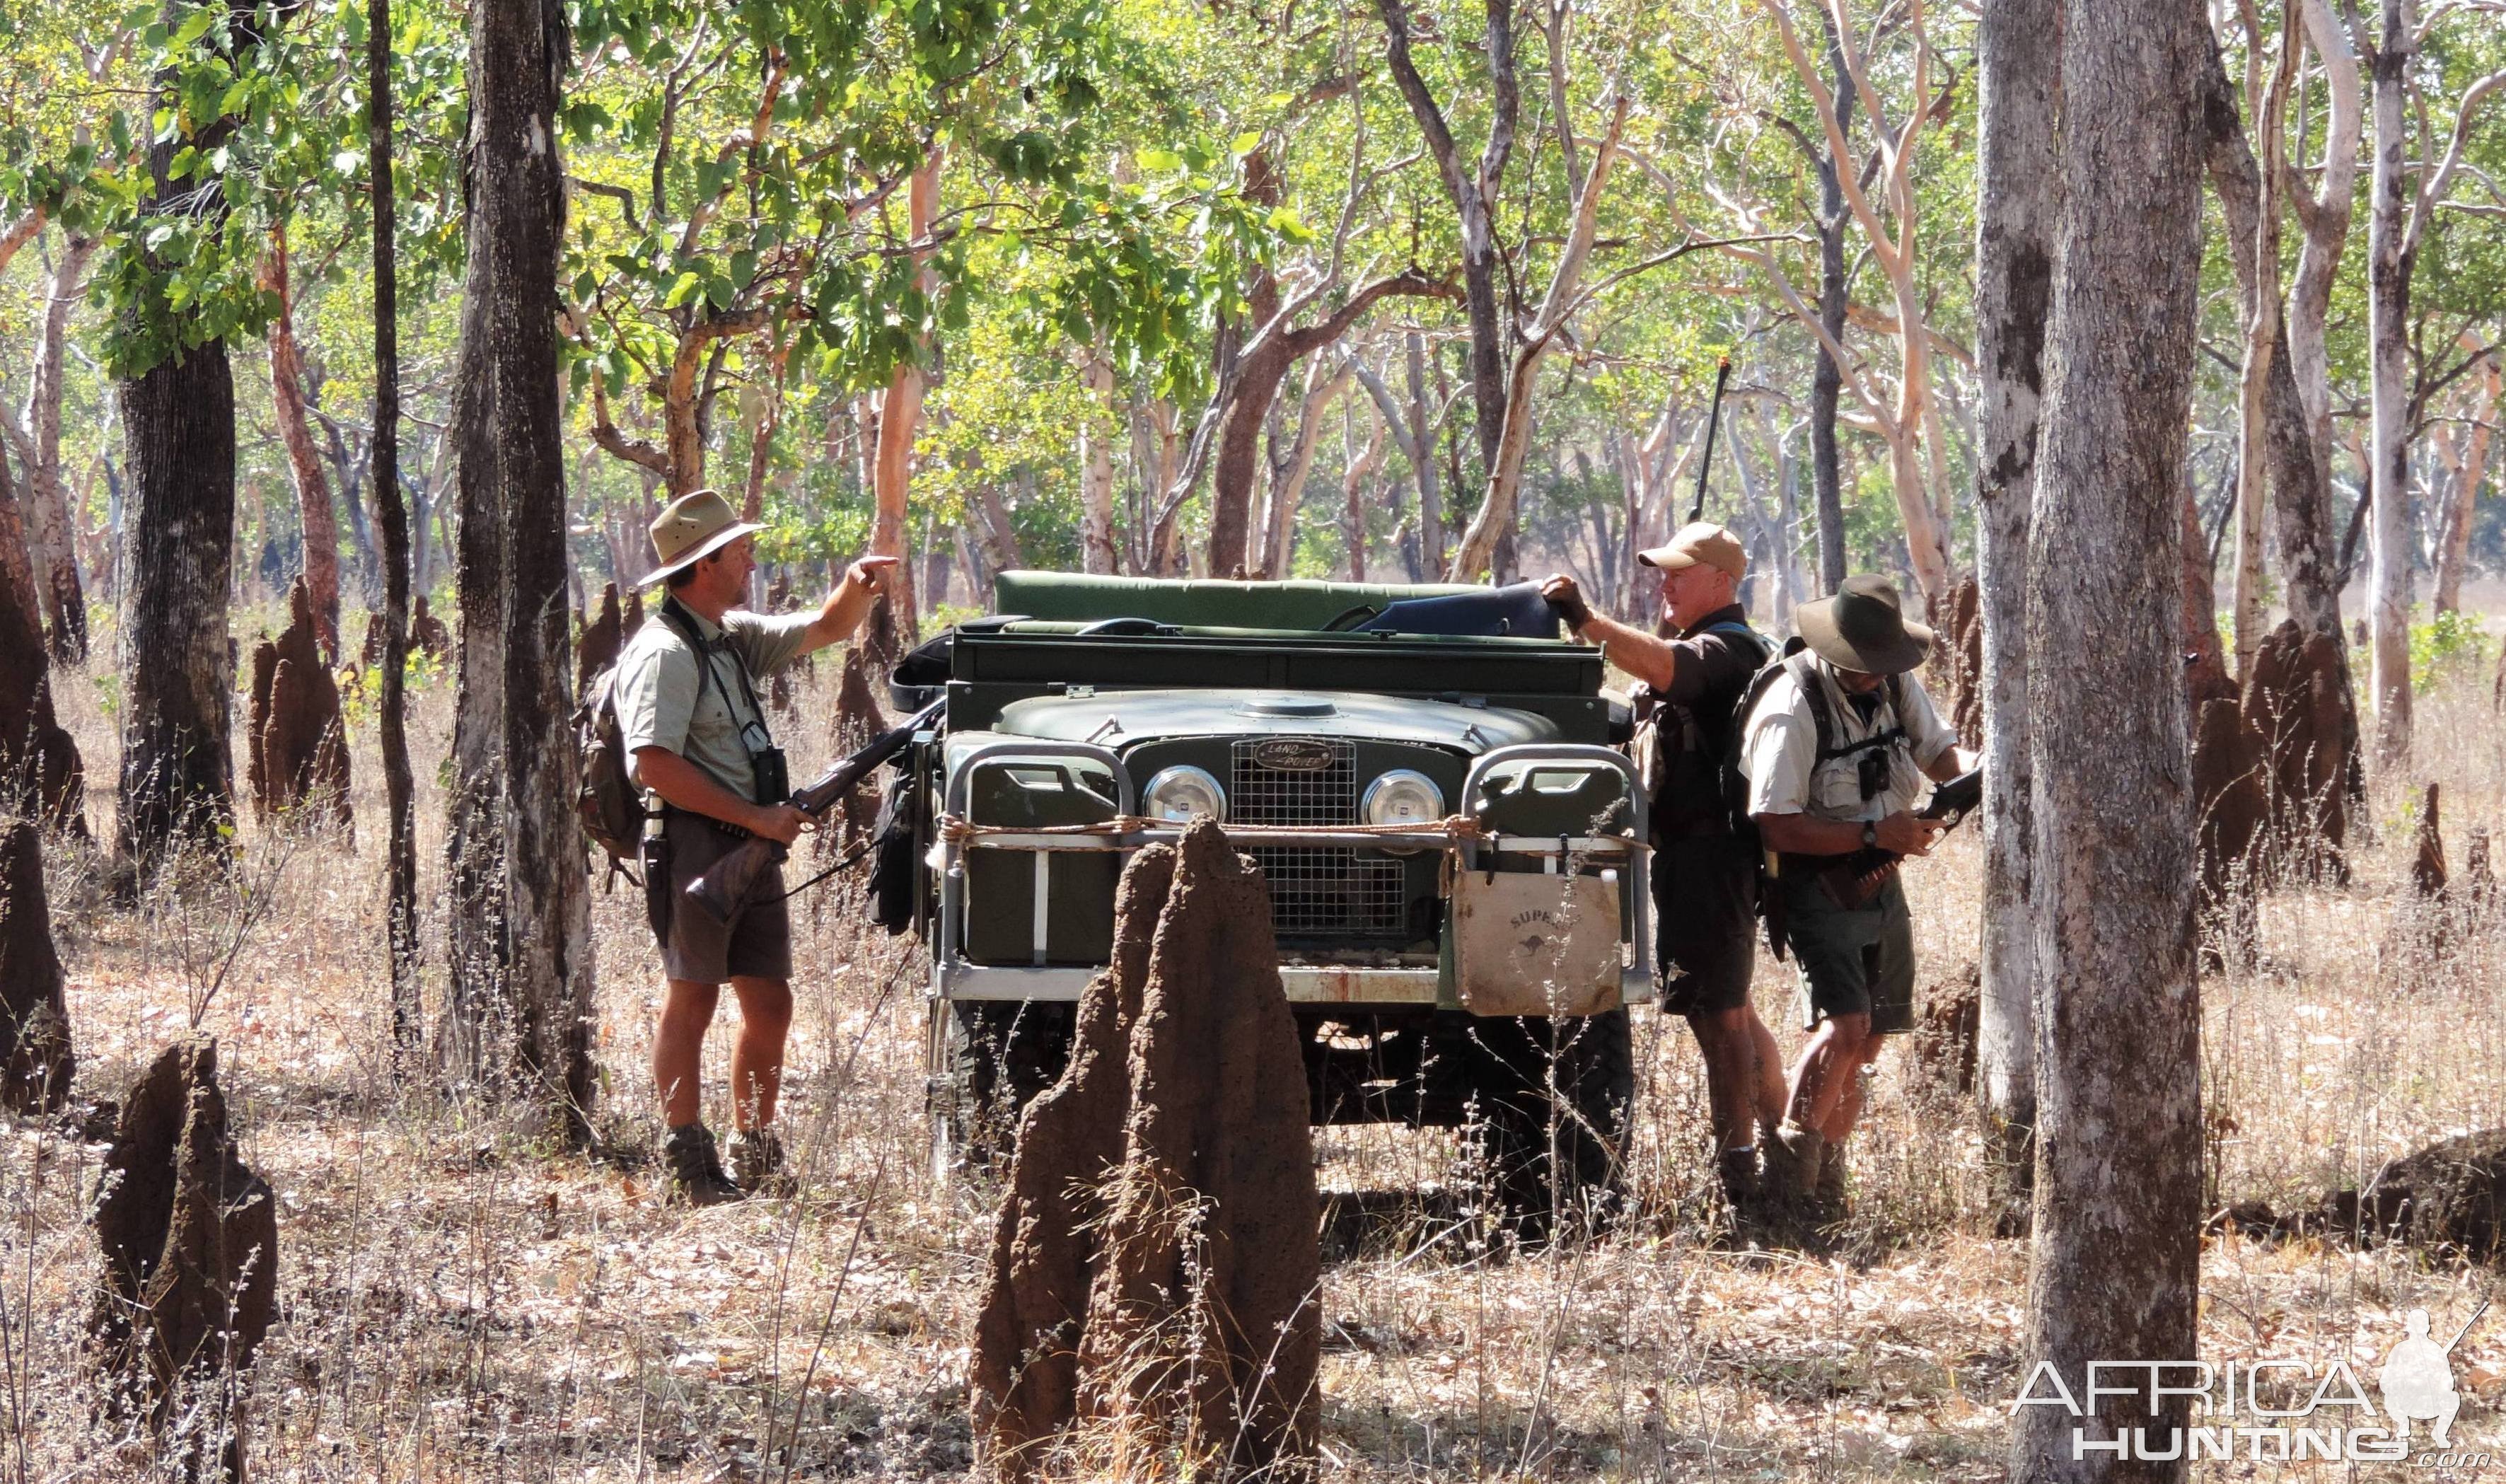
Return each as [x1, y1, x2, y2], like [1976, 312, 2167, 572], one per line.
[1719, 1124, 1849, 1222]
[664, 1122, 788, 1206]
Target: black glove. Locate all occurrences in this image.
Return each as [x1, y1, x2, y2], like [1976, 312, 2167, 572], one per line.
[1545, 586, 1593, 631]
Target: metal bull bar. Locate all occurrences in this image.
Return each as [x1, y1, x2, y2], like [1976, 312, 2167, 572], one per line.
[929, 739, 1652, 1009]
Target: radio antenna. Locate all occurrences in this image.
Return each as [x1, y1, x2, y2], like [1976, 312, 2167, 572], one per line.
[1688, 355, 1733, 525]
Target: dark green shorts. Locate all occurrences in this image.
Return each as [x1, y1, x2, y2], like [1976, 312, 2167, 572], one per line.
[1780, 867, 1915, 1036]
[1653, 834, 1760, 1017]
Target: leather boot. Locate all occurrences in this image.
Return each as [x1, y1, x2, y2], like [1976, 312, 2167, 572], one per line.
[664, 1122, 746, 1206]
[1770, 1120, 1826, 1204]
[1717, 1146, 1764, 1219]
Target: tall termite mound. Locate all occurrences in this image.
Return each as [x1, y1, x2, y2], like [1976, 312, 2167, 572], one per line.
[971, 819, 1321, 1480]
[90, 1037, 278, 1480]
[246, 577, 352, 831]
[2241, 619, 2356, 881]
[576, 579, 625, 688]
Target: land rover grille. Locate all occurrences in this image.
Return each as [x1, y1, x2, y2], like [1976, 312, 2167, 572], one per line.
[1229, 736, 1406, 939]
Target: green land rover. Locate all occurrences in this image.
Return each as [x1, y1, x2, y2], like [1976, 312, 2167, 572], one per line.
[886, 571, 1653, 1217]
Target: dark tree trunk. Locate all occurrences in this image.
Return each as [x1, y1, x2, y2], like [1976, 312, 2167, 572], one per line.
[1973, 0, 2056, 1229]
[116, 346, 237, 864]
[1809, 16, 1857, 596]
[0, 445, 76, 1111]
[370, 0, 419, 1053]
[2012, 0, 2208, 1477]
[442, 0, 595, 1137]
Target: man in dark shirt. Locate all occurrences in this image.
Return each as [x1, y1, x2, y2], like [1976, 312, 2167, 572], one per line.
[1541, 524, 1785, 1215]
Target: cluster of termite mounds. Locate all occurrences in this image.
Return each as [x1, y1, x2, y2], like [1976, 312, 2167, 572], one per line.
[356, 591, 450, 671]
[972, 819, 1322, 1482]
[245, 578, 352, 833]
[88, 1037, 279, 1482]
[2186, 618, 2363, 961]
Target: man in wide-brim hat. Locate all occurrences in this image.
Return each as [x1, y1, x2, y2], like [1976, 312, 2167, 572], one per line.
[1737, 574, 1976, 1219]
[610, 487, 895, 1205]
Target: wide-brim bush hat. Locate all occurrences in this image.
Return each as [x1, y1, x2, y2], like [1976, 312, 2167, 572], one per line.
[1795, 573, 1932, 676]
[642, 488, 762, 586]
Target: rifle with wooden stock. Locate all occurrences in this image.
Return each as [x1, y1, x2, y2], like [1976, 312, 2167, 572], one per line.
[684, 698, 944, 924]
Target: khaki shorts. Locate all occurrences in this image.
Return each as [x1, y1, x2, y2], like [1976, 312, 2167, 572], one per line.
[661, 811, 792, 983]
[1781, 867, 1914, 1036]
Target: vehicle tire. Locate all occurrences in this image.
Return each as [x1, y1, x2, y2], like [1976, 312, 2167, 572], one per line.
[1461, 1008, 1634, 1241]
[944, 1001, 1075, 1167]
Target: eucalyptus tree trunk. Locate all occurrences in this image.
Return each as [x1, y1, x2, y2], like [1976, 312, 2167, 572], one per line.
[1259, 359, 1352, 579]
[21, 233, 96, 663]
[370, 0, 419, 1052]
[267, 228, 343, 658]
[443, 0, 595, 1138]
[870, 153, 939, 640]
[1079, 352, 1118, 574]
[1972, 0, 2056, 1227]
[2284, 0, 2362, 615]
[2010, 0, 2208, 1477]
[2431, 338, 2498, 614]
[2231, 16, 2295, 675]
[1406, 332, 1442, 573]
[2364, 0, 2414, 768]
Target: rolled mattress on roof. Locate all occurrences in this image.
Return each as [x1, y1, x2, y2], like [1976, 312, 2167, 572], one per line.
[990, 571, 1487, 633]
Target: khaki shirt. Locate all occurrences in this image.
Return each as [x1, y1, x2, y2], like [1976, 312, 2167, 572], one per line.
[1739, 655, 1957, 823]
[614, 601, 815, 803]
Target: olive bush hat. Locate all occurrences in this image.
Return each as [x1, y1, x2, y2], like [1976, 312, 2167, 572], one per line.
[1795, 574, 1932, 675]
[642, 488, 762, 586]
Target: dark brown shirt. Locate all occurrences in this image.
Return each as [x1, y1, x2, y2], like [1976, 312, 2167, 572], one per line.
[1640, 604, 1766, 834]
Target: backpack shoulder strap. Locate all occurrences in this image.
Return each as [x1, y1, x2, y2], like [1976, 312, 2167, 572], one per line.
[1700, 620, 1771, 671]
[1783, 649, 1839, 763]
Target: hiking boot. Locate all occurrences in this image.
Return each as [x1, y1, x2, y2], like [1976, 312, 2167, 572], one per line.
[1717, 1146, 1764, 1219]
[729, 1127, 792, 1197]
[664, 1122, 746, 1207]
[1770, 1121, 1826, 1205]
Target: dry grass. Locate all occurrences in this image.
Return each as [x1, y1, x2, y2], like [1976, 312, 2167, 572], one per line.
[6, 605, 2505, 1481]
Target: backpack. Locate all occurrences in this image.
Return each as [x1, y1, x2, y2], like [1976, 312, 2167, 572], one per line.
[574, 666, 645, 884]
[573, 598, 749, 886]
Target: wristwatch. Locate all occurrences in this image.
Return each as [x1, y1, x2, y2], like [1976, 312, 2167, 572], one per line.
[1862, 821, 1879, 850]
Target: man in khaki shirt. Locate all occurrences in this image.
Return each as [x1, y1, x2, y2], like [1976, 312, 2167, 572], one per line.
[613, 488, 892, 1204]
[1739, 575, 1975, 1218]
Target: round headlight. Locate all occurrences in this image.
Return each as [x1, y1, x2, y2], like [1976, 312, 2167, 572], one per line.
[1362, 769, 1444, 830]
[1143, 765, 1226, 823]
